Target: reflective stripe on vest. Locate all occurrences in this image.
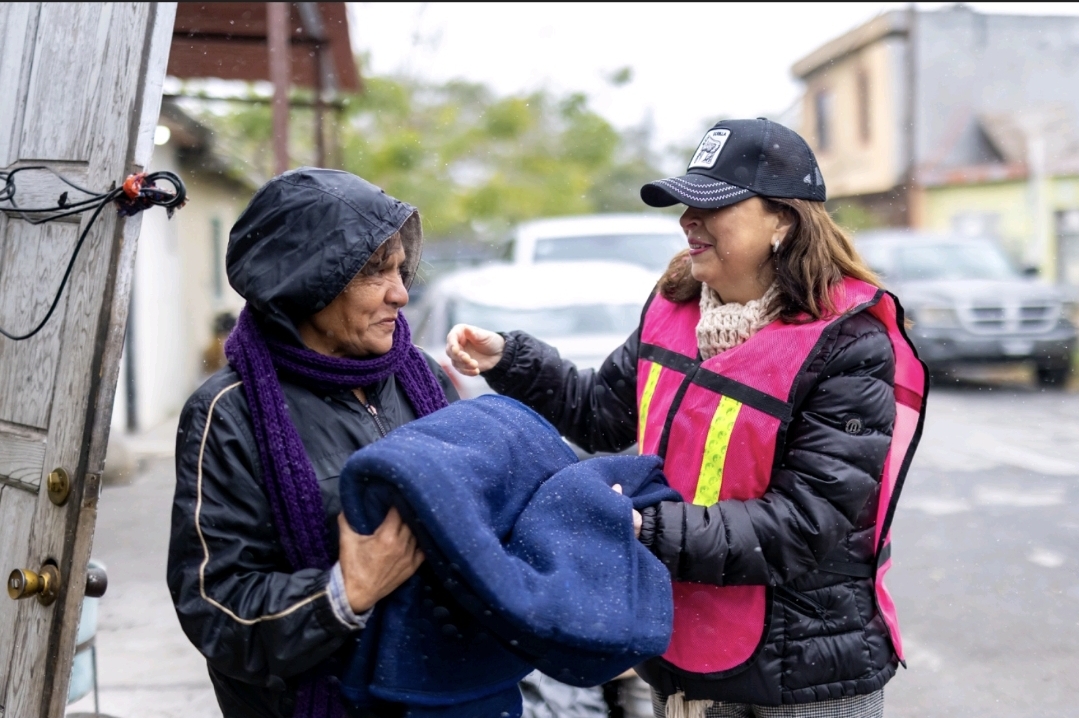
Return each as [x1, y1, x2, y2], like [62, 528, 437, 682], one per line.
[693, 396, 741, 506]
[638, 361, 664, 448]
[637, 277, 927, 675]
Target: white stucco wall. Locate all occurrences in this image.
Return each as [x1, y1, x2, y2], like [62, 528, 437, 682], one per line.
[111, 140, 250, 434]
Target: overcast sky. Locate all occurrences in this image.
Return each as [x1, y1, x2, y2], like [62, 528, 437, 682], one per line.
[349, 2, 1079, 165]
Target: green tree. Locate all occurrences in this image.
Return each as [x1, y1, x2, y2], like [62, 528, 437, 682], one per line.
[187, 73, 667, 240]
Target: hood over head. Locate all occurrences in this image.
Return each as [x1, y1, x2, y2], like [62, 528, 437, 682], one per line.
[226, 168, 422, 339]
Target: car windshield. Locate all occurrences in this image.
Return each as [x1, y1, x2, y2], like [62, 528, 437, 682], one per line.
[533, 233, 685, 271]
[450, 299, 641, 339]
[896, 243, 1017, 281]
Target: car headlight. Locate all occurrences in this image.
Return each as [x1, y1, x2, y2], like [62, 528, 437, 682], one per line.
[913, 305, 960, 328]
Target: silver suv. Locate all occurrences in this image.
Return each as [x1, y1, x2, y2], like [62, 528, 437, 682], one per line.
[856, 230, 1077, 388]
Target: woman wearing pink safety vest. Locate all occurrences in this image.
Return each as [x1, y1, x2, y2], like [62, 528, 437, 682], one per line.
[447, 119, 927, 718]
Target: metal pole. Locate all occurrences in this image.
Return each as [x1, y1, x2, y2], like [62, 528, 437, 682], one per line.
[296, 2, 333, 168]
[314, 44, 326, 167]
[905, 3, 918, 228]
[330, 105, 341, 170]
[1026, 132, 1049, 271]
[92, 642, 100, 716]
[267, 2, 291, 175]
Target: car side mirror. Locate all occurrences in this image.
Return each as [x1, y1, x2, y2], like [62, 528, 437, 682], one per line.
[1022, 265, 1040, 278]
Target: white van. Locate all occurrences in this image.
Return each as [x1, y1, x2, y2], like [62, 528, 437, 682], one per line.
[502, 213, 685, 275]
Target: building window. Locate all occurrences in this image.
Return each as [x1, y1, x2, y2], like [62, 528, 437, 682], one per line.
[814, 89, 833, 152]
[856, 70, 871, 143]
[211, 217, 224, 299]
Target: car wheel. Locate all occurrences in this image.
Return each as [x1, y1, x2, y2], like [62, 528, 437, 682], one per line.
[1036, 365, 1071, 388]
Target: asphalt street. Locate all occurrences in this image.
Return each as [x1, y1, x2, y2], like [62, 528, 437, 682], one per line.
[66, 380, 1079, 718]
[885, 380, 1079, 717]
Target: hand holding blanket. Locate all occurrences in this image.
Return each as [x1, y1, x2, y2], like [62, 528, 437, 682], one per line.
[337, 395, 676, 717]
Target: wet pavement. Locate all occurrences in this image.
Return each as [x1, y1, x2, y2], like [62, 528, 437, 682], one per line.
[886, 381, 1079, 717]
[67, 380, 1079, 717]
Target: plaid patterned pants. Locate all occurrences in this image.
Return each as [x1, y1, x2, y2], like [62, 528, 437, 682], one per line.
[652, 689, 884, 718]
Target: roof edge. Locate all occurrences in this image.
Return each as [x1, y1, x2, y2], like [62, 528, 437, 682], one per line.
[159, 98, 262, 191]
[792, 10, 909, 79]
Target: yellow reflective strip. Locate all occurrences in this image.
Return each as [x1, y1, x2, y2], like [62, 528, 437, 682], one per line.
[638, 362, 664, 448]
[692, 395, 743, 506]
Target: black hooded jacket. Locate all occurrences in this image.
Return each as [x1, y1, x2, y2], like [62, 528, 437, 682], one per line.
[482, 300, 902, 705]
[167, 170, 457, 718]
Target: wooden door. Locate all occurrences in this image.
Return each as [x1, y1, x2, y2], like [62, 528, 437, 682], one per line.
[0, 4, 175, 716]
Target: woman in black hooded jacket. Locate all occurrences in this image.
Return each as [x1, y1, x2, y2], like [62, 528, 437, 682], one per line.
[168, 169, 458, 718]
[447, 120, 927, 718]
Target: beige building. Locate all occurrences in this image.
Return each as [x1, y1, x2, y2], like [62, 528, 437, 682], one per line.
[793, 11, 911, 225]
[792, 6, 1079, 285]
[111, 100, 255, 434]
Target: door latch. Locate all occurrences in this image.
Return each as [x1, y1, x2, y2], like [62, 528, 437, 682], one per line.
[6, 563, 106, 605]
[8, 564, 61, 606]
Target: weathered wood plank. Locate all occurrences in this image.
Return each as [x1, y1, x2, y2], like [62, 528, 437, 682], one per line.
[0, 484, 39, 711]
[0, 481, 39, 712]
[0, 3, 40, 168]
[0, 219, 77, 428]
[0, 162, 92, 224]
[132, 3, 177, 170]
[1, 578, 53, 718]
[7, 4, 175, 716]
[0, 426, 47, 489]
[17, 3, 108, 162]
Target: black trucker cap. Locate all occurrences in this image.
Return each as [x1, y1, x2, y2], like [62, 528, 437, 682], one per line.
[641, 118, 826, 209]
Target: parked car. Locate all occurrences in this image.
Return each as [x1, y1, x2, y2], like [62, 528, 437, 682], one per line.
[501, 213, 685, 274]
[410, 261, 657, 408]
[407, 239, 504, 305]
[856, 230, 1077, 387]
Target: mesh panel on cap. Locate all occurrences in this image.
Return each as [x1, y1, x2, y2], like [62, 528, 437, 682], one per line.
[755, 123, 827, 201]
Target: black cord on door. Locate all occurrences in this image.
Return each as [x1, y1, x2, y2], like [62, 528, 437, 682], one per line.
[0, 166, 186, 341]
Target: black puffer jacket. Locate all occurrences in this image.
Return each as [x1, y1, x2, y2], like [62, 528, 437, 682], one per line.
[170, 363, 457, 718]
[167, 169, 458, 718]
[483, 302, 900, 705]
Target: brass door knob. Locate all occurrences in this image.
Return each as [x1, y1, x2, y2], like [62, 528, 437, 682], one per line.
[7, 565, 61, 606]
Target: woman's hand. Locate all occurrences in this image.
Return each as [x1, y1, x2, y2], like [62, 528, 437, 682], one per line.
[612, 484, 643, 539]
[338, 509, 424, 614]
[446, 324, 505, 376]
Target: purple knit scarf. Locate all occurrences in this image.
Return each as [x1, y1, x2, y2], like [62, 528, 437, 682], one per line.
[223, 306, 448, 717]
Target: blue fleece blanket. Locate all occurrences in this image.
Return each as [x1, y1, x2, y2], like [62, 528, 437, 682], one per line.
[337, 395, 676, 718]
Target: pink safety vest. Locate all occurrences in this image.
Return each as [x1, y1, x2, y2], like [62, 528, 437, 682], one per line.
[636, 277, 926, 675]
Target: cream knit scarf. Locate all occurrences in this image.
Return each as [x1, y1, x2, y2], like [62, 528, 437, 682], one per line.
[696, 282, 780, 360]
[664, 692, 713, 718]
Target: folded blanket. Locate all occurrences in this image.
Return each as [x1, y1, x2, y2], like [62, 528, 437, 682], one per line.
[337, 395, 676, 717]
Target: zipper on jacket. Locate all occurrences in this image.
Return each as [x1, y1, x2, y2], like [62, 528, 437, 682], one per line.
[774, 585, 828, 620]
[355, 389, 390, 437]
[362, 400, 389, 437]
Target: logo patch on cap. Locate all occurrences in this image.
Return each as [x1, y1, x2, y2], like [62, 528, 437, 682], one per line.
[688, 129, 731, 170]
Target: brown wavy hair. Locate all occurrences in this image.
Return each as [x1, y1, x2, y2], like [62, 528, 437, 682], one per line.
[657, 198, 881, 322]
